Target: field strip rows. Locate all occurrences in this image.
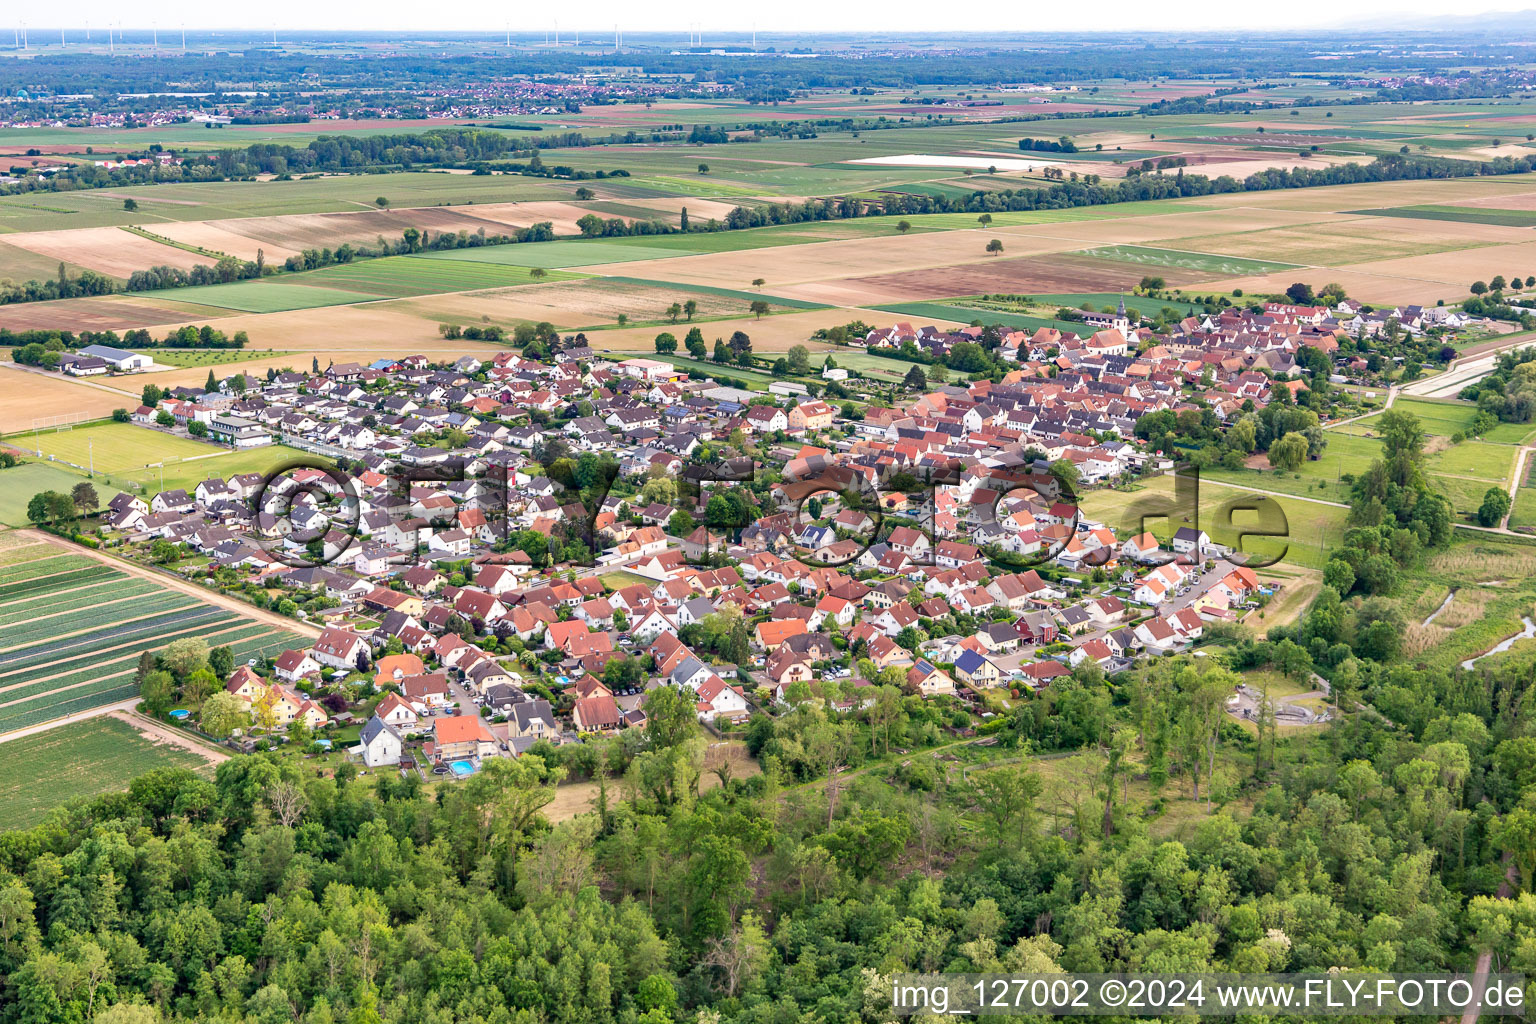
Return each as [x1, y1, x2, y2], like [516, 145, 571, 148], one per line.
[0, 682, 141, 736]
[0, 555, 113, 583]
[0, 593, 196, 650]
[0, 622, 246, 700]
[0, 568, 125, 606]
[0, 600, 207, 660]
[0, 582, 164, 628]
[0, 623, 276, 708]
[0, 554, 98, 584]
[0, 609, 230, 679]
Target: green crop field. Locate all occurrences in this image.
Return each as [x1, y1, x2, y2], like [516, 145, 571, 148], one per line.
[1347, 205, 1536, 227]
[304, 255, 583, 297]
[0, 541, 307, 736]
[1080, 244, 1306, 276]
[0, 717, 215, 829]
[140, 280, 383, 312]
[417, 240, 705, 268]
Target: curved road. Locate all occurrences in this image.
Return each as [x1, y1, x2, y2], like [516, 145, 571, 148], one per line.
[1402, 331, 1536, 400]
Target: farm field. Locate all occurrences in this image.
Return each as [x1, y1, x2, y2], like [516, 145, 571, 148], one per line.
[300, 256, 582, 297]
[1347, 205, 1536, 228]
[0, 366, 142, 434]
[0, 538, 311, 736]
[2, 225, 218, 279]
[0, 716, 216, 829]
[141, 280, 384, 313]
[1079, 244, 1304, 277]
[417, 240, 707, 268]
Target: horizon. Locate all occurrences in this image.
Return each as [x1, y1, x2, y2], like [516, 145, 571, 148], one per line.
[6, 6, 1536, 37]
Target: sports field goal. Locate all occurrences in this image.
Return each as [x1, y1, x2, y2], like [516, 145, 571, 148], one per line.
[30, 411, 93, 432]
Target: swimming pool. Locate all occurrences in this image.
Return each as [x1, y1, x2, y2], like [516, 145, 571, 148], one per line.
[449, 760, 476, 778]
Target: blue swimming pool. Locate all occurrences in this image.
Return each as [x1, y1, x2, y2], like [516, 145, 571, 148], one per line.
[168, 709, 190, 720]
[449, 760, 476, 778]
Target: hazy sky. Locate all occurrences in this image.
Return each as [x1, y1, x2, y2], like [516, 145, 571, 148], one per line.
[16, 2, 1528, 35]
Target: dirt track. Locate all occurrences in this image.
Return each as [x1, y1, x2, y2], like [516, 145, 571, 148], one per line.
[24, 528, 321, 640]
[109, 710, 229, 766]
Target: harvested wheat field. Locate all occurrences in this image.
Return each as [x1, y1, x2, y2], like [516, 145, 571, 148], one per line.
[841, 251, 1206, 300]
[1162, 219, 1493, 266]
[219, 207, 526, 252]
[455, 201, 609, 237]
[0, 295, 207, 332]
[1337, 240, 1536, 289]
[621, 197, 742, 223]
[1199, 174, 1536, 213]
[4, 226, 216, 278]
[578, 229, 1086, 290]
[152, 222, 303, 263]
[0, 367, 131, 431]
[1450, 191, 1536, 210]
[997, 206, 1348, 247]
[158, 301, 506, 355]
[399, 278, 791, 330]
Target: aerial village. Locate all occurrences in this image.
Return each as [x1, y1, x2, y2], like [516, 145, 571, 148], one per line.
[90, 297, 1401, 771]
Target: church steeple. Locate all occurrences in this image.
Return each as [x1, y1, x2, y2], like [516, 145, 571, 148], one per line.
[1117, 295, 1127, 318]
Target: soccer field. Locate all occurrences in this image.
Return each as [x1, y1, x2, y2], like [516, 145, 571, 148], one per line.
[12, 422, 221, 474]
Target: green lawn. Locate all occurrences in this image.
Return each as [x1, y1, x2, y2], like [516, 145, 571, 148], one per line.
[0, 717, 214, 828]
[1078, 476, 1349, 570]
[7, 422, 222, 475]
[1202, 431, 1511, 516]
[1342, 398, 1536, 445]
[1080, 244, 1305, 276]
[146, 348, 295, 368]
[105, 444, 318, 496]
[140, 280, 383, 313]
[0, 463, 125, 526]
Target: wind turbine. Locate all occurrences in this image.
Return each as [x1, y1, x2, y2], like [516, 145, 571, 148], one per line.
[182, 25, 186, 53]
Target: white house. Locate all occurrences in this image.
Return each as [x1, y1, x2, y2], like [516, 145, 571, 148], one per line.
[356, 716, 403, 768]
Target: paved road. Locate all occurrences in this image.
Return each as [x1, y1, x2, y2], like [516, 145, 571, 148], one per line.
[1402, 331, 1536, 399]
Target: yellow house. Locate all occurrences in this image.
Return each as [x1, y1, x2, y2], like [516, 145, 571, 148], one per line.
[227, 667, 329, 730]
[787, 400, 835, 432]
